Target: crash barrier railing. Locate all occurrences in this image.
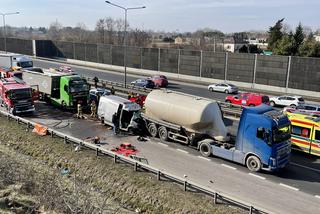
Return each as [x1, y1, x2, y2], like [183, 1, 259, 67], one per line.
[0, 109, 268, 214]
[85, 76, 243, 118]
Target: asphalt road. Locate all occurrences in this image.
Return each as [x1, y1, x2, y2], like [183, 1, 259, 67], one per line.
[18, 101, 320, 214]
[30, 59, 320, 212]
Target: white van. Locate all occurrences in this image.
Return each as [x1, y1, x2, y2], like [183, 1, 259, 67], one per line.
[97, 95, 141, 131]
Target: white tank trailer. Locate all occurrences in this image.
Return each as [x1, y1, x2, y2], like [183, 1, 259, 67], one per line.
[142, 90, 228, 145]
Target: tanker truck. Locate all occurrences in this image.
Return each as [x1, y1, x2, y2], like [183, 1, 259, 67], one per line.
[141, 90, 291, 172]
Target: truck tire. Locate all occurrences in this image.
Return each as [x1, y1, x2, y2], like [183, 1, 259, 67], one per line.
[249, 104, 255, 107]
[246, 155, 261, 172]
[147, 123, 158, 137]
[199, 142, 212, 157]
[158, 126, 168, 142]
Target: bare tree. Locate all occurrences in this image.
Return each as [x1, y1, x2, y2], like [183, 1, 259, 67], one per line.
[105, 17, 115, 44]
[96, 18, 106, 43]
[115, 18, 126, 45]
[48, 21, 63, 41]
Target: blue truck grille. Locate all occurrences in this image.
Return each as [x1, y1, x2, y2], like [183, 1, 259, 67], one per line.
[277, 144, 290, 167]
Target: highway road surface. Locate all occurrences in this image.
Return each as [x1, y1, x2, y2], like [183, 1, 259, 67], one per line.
[29, 59, 320, 213]
[14, 101, 320, 214]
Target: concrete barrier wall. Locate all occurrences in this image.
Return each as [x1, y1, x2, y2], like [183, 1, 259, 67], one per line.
[227, 53, 254, 83]
[160, 49, 178, 73]
[290, 57, 320, 92]
[1, 37, 320, 97]
[256, 55, 288, 87]
[201, 51, 225, 80]
[180, 50, 200, 77]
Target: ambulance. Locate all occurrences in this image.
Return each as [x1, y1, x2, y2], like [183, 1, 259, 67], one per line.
[285, 112, 320, 156]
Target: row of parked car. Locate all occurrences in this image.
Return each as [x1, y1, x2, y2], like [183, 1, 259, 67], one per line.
[208, 82, 320, 115]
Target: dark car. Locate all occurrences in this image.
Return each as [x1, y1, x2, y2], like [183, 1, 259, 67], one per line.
[130, 79, 155, 88]
[89, 88, 110, 104]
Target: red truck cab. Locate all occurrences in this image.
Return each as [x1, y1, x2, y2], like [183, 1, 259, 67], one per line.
[129, 95, 146, 107]
[0, 78, 35, 115]
[225, 92, 269, 107]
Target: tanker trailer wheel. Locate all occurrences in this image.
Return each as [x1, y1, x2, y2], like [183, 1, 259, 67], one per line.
[147, 123, 158, 137]
[199, 142, 212, 157]
[158, 126, 168, 142]
[246, 155, 261, 172]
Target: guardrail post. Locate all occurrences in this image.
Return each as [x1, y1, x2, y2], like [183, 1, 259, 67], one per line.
[224, 52, 228, 83]
[134, 162, 138, 171]
[249, 206, 253, 214]
[252, 54, 257, 89]
[7, 114, 10, 121]
[84, 43, 87, 61]
[73, 42, 76, 59]
[17, 118, 19, 124]
[184, 180, 187, 191]
[26, 122, 30, 131]
[213, 192, 217, 204]
[157, 171, 161, 181]
[64, 136, 68, 144]
[97, 44, 99, 63]
[114, 154, 117, 163]
[140, 47, 143, 69]
[96, 148, 99, 156]
[285, 56, 292, 93]
[199, 50, 203, 79]
[158, 48, 161, 72]
[51, 130, 54, 138]
[177, 49, 181, 77]
[110, 45, 113, 65]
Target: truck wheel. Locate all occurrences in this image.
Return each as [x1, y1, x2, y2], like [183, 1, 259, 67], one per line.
[270, 101, 275, 107]
[246, 156, 261, 172]
[158, 126, 168, 142]
[225, 100, 231, 103]
[249, 104, 255, 107]
[147, 123, 158, 137]
[199, 142, 212, 157]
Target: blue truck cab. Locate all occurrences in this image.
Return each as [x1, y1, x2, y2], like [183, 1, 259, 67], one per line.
[200, 104, 291, 172]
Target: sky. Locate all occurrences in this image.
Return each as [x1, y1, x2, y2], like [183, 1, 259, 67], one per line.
[1, 0, 320, 33]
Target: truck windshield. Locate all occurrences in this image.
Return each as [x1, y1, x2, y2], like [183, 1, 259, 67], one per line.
[273, 125, 291, 144]
[69, 83, 89, 93]
[17, 61, 33, 68]
[8, 89, 32, 100]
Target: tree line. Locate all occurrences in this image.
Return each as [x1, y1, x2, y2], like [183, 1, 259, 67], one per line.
[268, 18, 320, 57]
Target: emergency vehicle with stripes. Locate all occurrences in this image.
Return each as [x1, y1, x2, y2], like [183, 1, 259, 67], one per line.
[285, 112, 320, 156]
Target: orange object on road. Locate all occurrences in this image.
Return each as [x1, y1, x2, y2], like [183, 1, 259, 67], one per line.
[32, 123, 48, 136]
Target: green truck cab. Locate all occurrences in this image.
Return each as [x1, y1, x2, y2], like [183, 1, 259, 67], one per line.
[21, 69, 90, 109]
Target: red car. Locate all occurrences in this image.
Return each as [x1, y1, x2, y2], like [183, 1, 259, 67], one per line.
[225, 93, 269, 107]
[149, 75, 168, 88]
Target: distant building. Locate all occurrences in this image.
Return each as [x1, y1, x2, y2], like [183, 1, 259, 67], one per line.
[314, 35, 320, 42]
[223, 37, 248, 53]
[174, 36, 190, 45]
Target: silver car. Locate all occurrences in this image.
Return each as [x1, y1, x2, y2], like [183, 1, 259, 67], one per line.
[208, 83, 238, 94]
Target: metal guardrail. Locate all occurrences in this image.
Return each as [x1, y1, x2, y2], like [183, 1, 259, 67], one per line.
[84, 76, 243, 118]
[0, 109, 268, 214]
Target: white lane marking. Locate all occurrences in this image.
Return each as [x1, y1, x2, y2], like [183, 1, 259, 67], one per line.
[279, 183, 299, 191]
[221, 164, 237, 170]
[176, 149, 189, 154]
[315, 195, 320, 199]
[197, 156, 211, 161]
[158, 143, 168, 147]
[249, 173, 266, 180]
[290, 162, 320, 173]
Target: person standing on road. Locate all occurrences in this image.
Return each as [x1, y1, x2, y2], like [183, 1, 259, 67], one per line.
[90, 100, 97, 118]
[111, 86, 115, 95]
[112, 112, 119, 135]
[93, 76, 99, 88]
[77, 101, 83, 119]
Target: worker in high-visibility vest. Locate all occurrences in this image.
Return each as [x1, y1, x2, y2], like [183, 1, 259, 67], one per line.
[77, 101, 83, 119]
[90, 100, 97, 118]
